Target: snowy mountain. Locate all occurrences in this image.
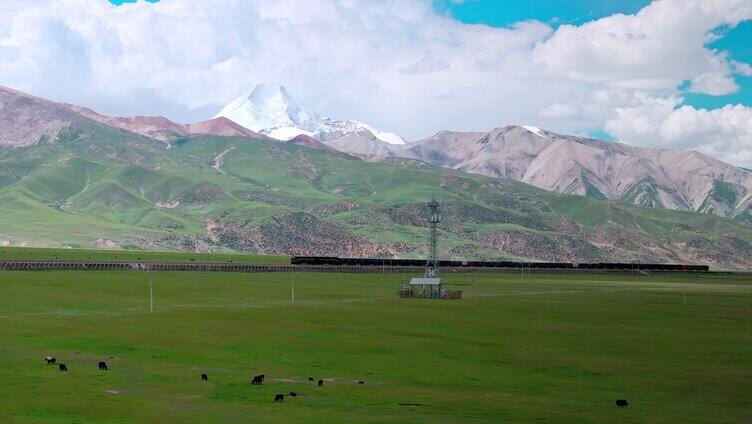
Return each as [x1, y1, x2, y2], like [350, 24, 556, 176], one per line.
[214, 83, 405, 145]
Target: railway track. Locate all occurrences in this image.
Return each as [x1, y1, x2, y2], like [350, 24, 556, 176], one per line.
[0, 261, 419, 273]
[0, 260, 732, 275]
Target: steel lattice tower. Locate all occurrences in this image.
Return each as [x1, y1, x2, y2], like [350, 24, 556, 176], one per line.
[425, 200, 440, 278]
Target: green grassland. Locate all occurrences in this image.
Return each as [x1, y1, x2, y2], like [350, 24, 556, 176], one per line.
[1, 270, 751, 423]
[0, 128, 751, 267]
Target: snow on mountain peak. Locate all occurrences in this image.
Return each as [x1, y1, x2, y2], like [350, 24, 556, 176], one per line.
[521, 125, 549, 138]
[214, 83, 405, 145]
[247, 83, 297, 111]
[214, 83, 321, 135]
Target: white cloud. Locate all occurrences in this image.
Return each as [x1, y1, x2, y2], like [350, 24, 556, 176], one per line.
[531, 0, 752, 94]
[0, 0, 750, 165]
[539, 103, 576, 119]
[605, 95, 683, 141]
[734, 60, 752, 76]
[606, 99, 752, 166]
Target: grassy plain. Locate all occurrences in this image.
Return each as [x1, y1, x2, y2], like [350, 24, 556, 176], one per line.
[1, 270, 750, 423]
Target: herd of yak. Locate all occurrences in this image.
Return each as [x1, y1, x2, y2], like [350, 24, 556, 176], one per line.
[43, 355, 631, 408]
[42, 355, 366, 404]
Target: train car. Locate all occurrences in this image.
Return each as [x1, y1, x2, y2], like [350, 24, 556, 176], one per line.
[688, 265, 710, 271]
[290, 257, 709, 272]
[465, 261, 491, 267]
[531, 262, 573, 269]
[291, 256, 340, 265]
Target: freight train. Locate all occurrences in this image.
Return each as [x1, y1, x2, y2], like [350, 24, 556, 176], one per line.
[290, 256, 709, 272]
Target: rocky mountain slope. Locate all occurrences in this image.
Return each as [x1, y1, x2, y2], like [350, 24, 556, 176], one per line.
[69, 104, 269, 141]
[0, 86, 268, 146]
[0, 86, 93, 148]
[403, 126, 752, 221]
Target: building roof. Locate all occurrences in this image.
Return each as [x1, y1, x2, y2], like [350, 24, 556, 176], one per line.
[409, 277, 442, 286]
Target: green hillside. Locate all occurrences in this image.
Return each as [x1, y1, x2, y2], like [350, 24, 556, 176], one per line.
[0, 131, 751, 269]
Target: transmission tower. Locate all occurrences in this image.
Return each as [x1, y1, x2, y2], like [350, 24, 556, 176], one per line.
[425, 199, 440, 278]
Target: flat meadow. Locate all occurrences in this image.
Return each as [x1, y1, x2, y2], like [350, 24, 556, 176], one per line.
[1, 269, 750, 423]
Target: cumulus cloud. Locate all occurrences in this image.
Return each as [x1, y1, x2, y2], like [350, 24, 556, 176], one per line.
[606, 98, 752, 165]
[531, 0, 752, 94]
[0, 0, 750, 165]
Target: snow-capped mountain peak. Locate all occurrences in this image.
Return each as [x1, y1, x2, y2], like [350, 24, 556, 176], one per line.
[214, 83, 405, 145]
[247, 83, 296, 110]
[214, 83, 322, 136]
[521, 125, 549, 138]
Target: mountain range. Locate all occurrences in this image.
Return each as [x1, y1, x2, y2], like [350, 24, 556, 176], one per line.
[0, 84, 750, 268]
[403, 127, 752, 221]
[211, 85, 752, 221]
[7, 82, 749, 223]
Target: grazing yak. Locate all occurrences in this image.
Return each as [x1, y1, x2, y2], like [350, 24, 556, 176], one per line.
[59, 364, 68, 372]
[357, 380, 365, 384]
[318, 379, 323, 387]
[308, 377, 314, 381]
[274, 394, 284, 402]
[251, 375, 264, 385]
[44, 356, 56, 365]
[615, 399, 630, 408]
[289, 392, 298, 397]
[201, 373, 208, 381]
[98, 361, 108, 370]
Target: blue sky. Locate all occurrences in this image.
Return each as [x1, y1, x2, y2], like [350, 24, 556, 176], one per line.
[686, 20, 752, 109]
[433, 0, 651, 28]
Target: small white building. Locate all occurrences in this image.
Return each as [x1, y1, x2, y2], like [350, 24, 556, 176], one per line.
[400, 277, 458, 299]
[409, 277, 442, 288]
